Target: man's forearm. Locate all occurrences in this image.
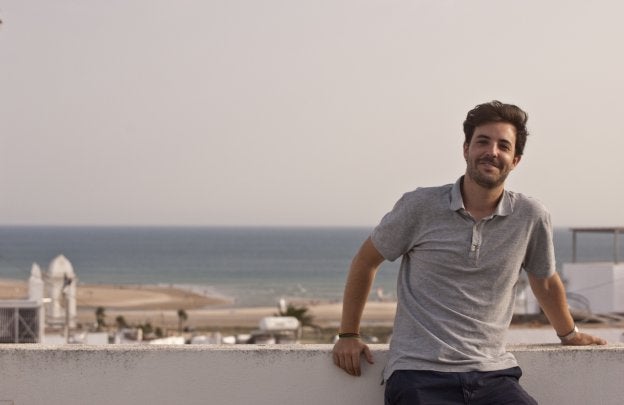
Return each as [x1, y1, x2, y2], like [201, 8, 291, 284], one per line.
[528, 273, 575, 335]
[529, 272, 608, 345]
[340, 258, 377, 333]
[339, 237, 385, 333]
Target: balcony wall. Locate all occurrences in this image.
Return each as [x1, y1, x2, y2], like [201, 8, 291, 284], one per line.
[0, 344, 623, 405]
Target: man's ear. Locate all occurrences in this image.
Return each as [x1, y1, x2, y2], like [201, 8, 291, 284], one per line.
[463, 142, 469, 160]
[512, 154, 522, 168]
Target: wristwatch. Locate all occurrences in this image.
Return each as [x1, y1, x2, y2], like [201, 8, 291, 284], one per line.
[558, 324, 579, 343]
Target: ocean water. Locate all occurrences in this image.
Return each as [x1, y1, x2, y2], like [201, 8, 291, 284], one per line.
[0, 226, 622, 307]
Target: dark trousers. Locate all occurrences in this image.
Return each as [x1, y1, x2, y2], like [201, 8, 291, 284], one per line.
[384, 367, 538, 405]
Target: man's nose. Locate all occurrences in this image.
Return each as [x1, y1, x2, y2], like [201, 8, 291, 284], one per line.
[484, 144, 499, 157]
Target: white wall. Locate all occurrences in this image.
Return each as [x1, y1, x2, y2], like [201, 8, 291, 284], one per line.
[0, 344, 622, 405]
[506, 327, 624, 344]
[563, 262, 624, 313]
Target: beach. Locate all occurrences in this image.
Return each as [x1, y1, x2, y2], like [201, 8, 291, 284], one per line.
[0, 278, 397, 329]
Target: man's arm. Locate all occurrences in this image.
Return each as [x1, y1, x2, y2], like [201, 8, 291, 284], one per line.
[528, 272, 606, 345]
[332, 237, 385, 376]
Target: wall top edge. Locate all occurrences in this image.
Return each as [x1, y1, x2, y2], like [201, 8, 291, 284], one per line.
[0, 343, 622, 353]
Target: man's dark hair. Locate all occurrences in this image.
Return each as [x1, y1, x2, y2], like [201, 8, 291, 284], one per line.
[463, 101, 529, 156]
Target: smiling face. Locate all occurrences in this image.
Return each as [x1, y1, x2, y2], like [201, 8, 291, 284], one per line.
[463, 122, 521, 189]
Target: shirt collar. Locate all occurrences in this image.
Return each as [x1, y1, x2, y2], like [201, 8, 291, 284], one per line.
[450, 176, 513, 217]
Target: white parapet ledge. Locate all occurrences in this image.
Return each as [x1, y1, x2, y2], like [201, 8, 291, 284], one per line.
[0, 344, 623, 405]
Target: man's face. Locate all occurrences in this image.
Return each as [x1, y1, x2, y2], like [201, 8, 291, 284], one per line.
[463, 122, 521, 189]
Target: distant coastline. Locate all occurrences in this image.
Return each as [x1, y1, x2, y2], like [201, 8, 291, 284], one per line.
[0, 278, 229, 309]
[0, 277, 397, 329]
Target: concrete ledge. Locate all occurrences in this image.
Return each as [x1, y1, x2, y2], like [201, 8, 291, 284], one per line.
[0, 344, 623, 404]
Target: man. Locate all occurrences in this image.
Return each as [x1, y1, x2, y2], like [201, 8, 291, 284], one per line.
[332, 101, 606, 404]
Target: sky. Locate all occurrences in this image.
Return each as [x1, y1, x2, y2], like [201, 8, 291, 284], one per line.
[1, 0, 624, 227]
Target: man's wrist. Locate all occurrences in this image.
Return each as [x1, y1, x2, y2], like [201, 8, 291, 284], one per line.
[338, 332, 361, 339]
[557, 324, 579, 343]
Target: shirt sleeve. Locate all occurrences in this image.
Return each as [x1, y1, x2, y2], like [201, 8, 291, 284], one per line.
[371, 191, 421, 262]
[523, 209, 556, 278]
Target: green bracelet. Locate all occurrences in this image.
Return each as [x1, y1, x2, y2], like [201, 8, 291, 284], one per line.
[338, 332, 361, 339]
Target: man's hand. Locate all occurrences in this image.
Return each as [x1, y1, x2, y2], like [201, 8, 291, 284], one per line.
[332, 337, 374, 376]
[562, 332, 607, 346]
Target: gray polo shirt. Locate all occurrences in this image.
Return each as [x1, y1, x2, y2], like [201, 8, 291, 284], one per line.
[372, 177, 555, 379]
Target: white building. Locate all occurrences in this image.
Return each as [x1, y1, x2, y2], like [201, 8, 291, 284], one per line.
[0, 265, 46, 343]
[45, 254, 78, 328]
[562, 227, 624, 314]
[517, 227, 624, 316]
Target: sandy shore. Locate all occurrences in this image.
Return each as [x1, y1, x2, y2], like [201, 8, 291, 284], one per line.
[109, 301, 398, 329]
[0, 278, 397, 329]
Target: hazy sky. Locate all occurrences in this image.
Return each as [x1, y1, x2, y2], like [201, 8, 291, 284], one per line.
[1, 1, 623, 227]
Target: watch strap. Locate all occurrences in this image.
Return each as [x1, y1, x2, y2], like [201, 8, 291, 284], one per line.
[558, 324, 579, 343]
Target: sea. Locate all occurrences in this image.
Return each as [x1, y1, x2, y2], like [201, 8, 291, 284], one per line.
[0, 226, 622, 307]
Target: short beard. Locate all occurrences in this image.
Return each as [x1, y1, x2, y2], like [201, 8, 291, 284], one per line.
[465, 159, 509, 189]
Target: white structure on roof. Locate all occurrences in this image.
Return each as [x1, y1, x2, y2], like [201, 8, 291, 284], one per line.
[1, 255, 81, 343]
[0, 299, 44, 343]
[0, 264, 46, 343]
[564, 262, 624, 314]
[46, 255, 77, 328]
[28, 263, 45, 302]
[515, 227, 624, 316]
[563, 227, 624, 315]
